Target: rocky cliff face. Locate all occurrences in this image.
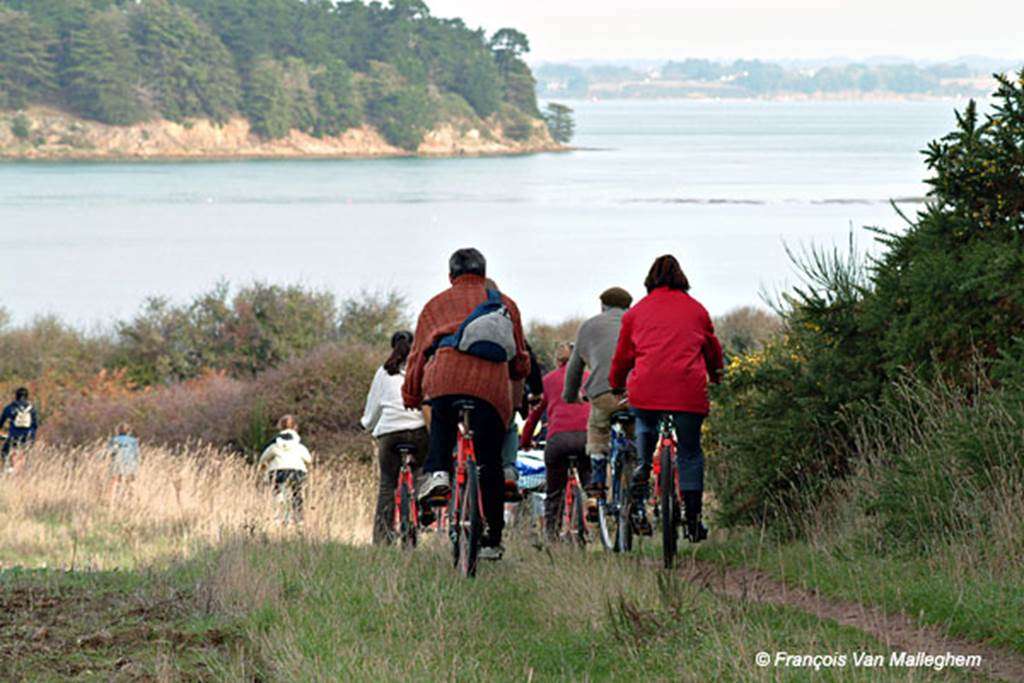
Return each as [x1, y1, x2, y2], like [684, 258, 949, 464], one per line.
[0, 108, 561, 160]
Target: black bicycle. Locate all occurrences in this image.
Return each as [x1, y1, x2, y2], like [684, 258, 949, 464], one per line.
[596, 410, 636, 553]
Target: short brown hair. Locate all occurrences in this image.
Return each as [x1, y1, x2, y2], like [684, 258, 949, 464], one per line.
[277, 414, 298, 431]
[644, 255, 690, 294]
[116, 422, 132, 436]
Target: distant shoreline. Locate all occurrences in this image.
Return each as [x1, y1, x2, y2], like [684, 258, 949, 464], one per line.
[0, 107, 564, 163]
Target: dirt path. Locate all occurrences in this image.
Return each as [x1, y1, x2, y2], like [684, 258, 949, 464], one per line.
[677, 558, 1024, 682]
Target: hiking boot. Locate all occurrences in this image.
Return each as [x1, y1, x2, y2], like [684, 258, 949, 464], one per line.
[585, 456, 607, 495]
[479, 545, 504, 561]
[585, 497, 599, 523]
[417, 471, 450, 505]
[684, 518, 708, 543]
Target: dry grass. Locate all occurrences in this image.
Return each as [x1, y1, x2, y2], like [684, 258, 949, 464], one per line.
[0, 442, 373, 570]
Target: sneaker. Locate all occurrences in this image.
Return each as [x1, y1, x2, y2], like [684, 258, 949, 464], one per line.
[417, 471, 450, 504]
[585, 497, 599, 523]
[479, 545, 504, 561]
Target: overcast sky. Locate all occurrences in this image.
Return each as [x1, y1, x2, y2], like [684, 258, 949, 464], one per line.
[426, 1, 1024, 63]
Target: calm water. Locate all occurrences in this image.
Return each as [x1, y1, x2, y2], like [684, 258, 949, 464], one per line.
[0, 99, 967, 325]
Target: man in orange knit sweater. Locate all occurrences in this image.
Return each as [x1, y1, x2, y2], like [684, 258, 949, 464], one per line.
[403, 248, 530, 560]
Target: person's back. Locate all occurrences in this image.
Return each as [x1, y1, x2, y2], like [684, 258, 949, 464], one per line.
[258, 428, 313, 473]
[611, 288, 720, 414]
[404, 277, 529, 420]
[109, 432, 141, 475]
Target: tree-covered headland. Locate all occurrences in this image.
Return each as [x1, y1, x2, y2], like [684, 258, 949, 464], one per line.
[0, 0, 546, 150]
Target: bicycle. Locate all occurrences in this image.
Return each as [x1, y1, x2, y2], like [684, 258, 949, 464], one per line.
[447, 401, 485, 578]
[654, 417, 682, 569]
[393, 442, 421, 549]
[596, 410, 636, 553]
[559, 453, 589, 546]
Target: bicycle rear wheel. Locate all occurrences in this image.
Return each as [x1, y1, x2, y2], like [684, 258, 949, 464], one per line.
[455, 464, 482, 577]
[659, 445, 678, 569]
[563, 482, 587, 546]
[397, 478, 417, 549]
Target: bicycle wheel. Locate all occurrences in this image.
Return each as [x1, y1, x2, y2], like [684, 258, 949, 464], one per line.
[598, 454, 625, 552]
[456, 464, 482, 578]
[659, 445, 678, 569]
[397, 478, 417, 549]
[563, 482, 587, 546]
[619, 498, 634, 553]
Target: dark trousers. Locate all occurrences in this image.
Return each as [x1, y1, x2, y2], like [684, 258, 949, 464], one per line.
[631, 410, 705, 502]
[2, 429, 33, 465]
[544, 431, 591, 537]
[271, 469, 307, 520]
[424, 395, 506, 548]
[373, 427, 429, 545]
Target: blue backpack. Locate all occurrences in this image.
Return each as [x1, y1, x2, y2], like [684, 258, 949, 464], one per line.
[430, 289, 517, 363]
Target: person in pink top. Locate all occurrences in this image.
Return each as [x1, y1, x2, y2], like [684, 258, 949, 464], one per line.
[521, 342, 592, 538]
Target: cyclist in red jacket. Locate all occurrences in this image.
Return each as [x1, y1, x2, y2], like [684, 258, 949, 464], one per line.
[609, 255, 723, 541]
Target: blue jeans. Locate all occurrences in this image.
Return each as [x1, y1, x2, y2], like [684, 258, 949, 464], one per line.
[630, 409, 704, 503]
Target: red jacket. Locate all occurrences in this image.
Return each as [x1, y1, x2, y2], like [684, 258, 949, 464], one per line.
[521, 364, 590, 447]
[608, 287, 723, 415]
[402, 274, 530, 425]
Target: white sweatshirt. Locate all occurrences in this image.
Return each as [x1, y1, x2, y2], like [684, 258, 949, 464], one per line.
[360, 366, 425, 438]
[258, 430, 313, 472]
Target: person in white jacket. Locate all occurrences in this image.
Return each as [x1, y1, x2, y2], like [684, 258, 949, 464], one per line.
[361, 331, 428, 544]
[258, 415, 313, 525]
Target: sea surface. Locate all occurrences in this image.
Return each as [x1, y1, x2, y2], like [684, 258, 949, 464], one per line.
[0, 99, 970, 326]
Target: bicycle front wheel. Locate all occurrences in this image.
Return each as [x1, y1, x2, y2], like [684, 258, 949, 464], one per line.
[659, 445, 678, 569]
[456, 464, 482, 577]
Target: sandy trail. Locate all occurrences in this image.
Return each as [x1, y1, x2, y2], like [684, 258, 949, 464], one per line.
[676, 558, 1024, 682]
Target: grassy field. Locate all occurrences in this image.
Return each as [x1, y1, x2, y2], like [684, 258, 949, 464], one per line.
[0, 445, 1013, 681]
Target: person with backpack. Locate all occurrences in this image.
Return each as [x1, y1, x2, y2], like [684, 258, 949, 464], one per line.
[1, 387, 39, 472]
[258, 415, 313, 526]
[361, 330, 429, 545]
[609, 255, 723, 541]
[403, 248, 530, 561]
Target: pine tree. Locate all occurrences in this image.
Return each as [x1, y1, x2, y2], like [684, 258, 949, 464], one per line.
[63, 9, 148, 125]
[0, 9, 57, 109]
[130, 0, 240, 124]
[543, 102, 575, 143]
[311, 58, 360, 137]
[243, 57, 291, 139]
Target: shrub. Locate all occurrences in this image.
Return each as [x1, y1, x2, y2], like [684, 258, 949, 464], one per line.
[11, 113, 31, 140]
[706, 239, 879, 531]
[713, 306, 782, 358]
[115, 282, 339, 384]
